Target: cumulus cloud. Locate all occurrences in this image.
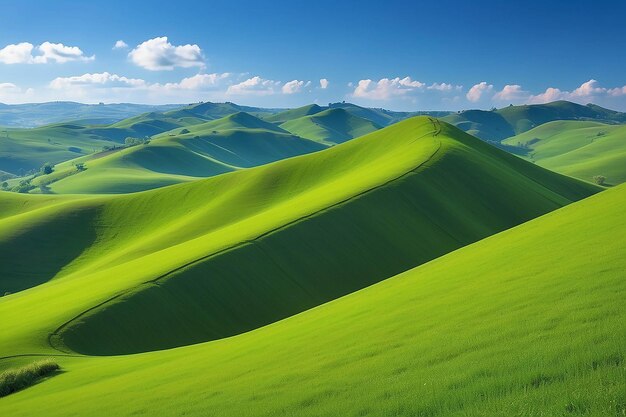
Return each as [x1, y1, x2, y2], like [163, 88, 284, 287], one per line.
[319, 78, 329, 89]
[113, 40, 128, 50]
[0, 41, 93, 64]
[282, 79, 310, 94]
[353, 77, 426, 100]
[466, 82, 493, 102]
[36, 71, 234, 103]
[155, 73, 231, 91]
[528, 80, 626, 104]
[128, 37, 204, 71]
[0, 82, 35, 103]
[49, 72, 146, 89]
[226, 76, 281, 96]
[493, 84, 529, 102]
[427, 82, 461, 92]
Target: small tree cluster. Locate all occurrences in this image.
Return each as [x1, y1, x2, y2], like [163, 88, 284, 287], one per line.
[125, 137, 149, 147]
[41, 163, 54, 175]
[593, 175, 607, 186]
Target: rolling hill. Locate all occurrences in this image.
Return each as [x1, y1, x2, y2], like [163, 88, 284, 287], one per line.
[0, 102, 180, 128]
[442, 100, 626, 142]
[0, 117, 597, 362]
[280, 108, 382, 144]
[0, 103, 283, 178]
[503, 120, 626, 185]
[30, 112, 327, 194]
[0, 152, 621, 416]
[263, 104, 325, 124]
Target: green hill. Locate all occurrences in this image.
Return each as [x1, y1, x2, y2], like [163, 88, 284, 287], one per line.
[32, 113, 326, 194]
[0, 101, 180, 128]
[0, 124, 120, 176]
[264, 104, 325, 124]
[0, 117, 597, 360]
[0, 152, 621, 416]
[0, 103, 283, 177]
[443, 100, 626, 142]
[503, 120, 626, 185]
[280, 108, 382, 144]
[163, 101, 280, 121]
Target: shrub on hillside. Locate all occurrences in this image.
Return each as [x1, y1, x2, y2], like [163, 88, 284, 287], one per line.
[41, 163, 54, 175]
[125, 137, 147, 147]
[593, 175, 606, 186]
[0, 360, 60, 397]
[12, 179, 34, 193]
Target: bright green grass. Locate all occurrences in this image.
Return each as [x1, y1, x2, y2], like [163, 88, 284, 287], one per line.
[503, 120, 626, 185]
[442, 100, 626, 142]
[0, 178, 623, 416]
[280, 108, 381, 144]
[264, 104, 324, 124]
[0, 124, 118, 175]
[29, 113, 326, 194]
[0, 117, 597, 358]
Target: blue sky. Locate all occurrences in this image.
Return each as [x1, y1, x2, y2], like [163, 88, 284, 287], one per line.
[1, 0, 625, 110]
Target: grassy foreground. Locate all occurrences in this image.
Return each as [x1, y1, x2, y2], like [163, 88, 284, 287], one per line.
[0, 175, 623, 416]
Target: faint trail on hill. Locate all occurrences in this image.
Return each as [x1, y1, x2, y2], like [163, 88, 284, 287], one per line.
[46, 119, 444, 355]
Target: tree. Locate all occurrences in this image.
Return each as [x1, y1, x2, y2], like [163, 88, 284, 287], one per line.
[180, 128, 190, 135]
[41, 163, 53, 175]
[1, 181, 8, 190]
[593, 175, 607, 186]
[125, 137, 146, 147]
[75, 163, 86, 171]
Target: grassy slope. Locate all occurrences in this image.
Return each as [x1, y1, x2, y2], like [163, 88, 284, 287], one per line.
[0, 124, 119, 175]
[38, 112, 326, 194]
[442, 100, 626, 142]
[0, 117, 597, 358]
[0, 102, 263, 176]
[0, 176, 623, 417]
[264, 104, 324, 124]
[280, 108, 381, 144]
[503, 120, 626, 185]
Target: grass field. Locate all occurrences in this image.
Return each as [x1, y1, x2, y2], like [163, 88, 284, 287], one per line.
[0, 161, 622, 416]
[280, 108, 381, 144]
[24, 112, 326, 194]
[442, 100, 626, 142]
[503, 120, 626, 185]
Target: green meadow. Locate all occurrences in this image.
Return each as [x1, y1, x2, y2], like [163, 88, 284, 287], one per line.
[0, 103, 624, 416]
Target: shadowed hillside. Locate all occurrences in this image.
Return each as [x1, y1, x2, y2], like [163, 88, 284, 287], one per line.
[0, 117, 597, 357]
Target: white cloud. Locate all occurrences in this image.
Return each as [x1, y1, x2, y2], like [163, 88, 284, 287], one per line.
[493, 84, 528, 102]
[0, 82, 35, 103]
[0, 43, 35, 64]
[320, 78, 329, 89]
[608, 86, 626, 97]
[466, 82, 493, 102]
[0, 82, 21, 93]
[155, 73, 231, 91]
[282, 79, 308, 94]
[226, 76, 281, 96]
[353, 77, 426, 100]
[113, 40, 129, 50]
[45, 72, 232, 103]
[128, 37, 204, 71]
[528, 80, 626, 104]
[35, 42, 94, 63]
[49, 72, 146, 89]
[0, 41, 93, 64]
[427, 82, 460, 92]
